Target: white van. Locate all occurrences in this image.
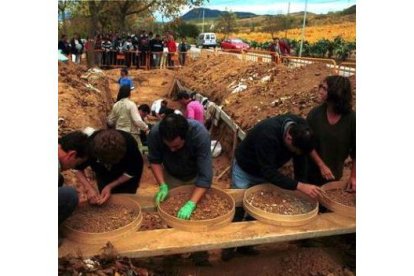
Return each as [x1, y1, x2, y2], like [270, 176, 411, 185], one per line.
[197, 33, 217, 48]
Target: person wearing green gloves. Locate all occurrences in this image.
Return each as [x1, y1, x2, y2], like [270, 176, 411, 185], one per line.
[147, 113, 213, 265]
[148, 113, 212, 218]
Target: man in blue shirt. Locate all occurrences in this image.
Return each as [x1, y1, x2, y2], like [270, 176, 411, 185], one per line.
[148, 114, 213, 266]
[148, 114, 212, 218]
[118, 68, 135, 90]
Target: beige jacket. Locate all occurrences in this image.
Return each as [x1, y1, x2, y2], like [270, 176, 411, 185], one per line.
[107, 98, 148, 135]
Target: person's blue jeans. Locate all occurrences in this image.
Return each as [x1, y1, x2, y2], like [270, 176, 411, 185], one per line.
[58, 186, 78, 225]
[231, 159, 266, 189]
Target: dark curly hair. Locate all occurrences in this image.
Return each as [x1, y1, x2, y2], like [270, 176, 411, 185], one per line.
[289, 123, 315, 154]
[91, 129, 126, 165]
[58, 131, 89, 158]
[159, 114, 189, 141]
[325, 75, 352, 115]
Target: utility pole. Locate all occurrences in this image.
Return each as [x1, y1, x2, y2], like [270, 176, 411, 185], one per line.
[299, 0, 308, 57]
[284, 2, 291, 39]
[202, 8, 205, 33]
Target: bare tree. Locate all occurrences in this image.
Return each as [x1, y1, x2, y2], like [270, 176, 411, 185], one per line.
[216, 9, 238, 37]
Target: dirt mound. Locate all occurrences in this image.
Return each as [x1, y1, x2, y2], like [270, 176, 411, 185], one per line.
[178, 54, 356, 130]
[58, 61, 113, 136]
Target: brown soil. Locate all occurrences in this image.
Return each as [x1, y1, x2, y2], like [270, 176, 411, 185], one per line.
[247, 189, 317, 215]
[64, 202, 139, 233]
[160, 189, 233, 220]
[139, 211, 169, 231]
[58, 62, 113, 136]
[178, 53, 356, 131]
[324, 189, 356, 207]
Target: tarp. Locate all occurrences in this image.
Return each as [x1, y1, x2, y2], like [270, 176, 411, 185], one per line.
[58, 50, 68, 62]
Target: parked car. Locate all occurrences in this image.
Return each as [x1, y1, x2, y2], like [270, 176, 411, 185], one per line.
[220, 38, 250, 52]
[196, 33, 217, 48]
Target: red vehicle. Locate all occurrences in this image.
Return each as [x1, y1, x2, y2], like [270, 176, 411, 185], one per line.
[220, 38, 250, 52]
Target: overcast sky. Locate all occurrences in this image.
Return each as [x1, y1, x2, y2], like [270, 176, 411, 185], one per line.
[156, 0, 356, 21]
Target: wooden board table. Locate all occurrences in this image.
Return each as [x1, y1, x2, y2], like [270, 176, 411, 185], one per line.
[59, 189, 356, 258]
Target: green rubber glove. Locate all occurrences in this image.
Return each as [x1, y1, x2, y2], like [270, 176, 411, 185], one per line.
[177, 200, 196, 220]
[155, 183, 169, 204]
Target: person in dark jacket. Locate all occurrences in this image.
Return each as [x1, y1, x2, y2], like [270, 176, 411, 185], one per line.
[58, 34, 70, 56]
[221, 113, 322, 261]
[150, 34, 164, 68]
[178, 37, 190, 66]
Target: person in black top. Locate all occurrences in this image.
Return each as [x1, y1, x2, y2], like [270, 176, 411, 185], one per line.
[150, 34, 164, 68]
[58, 34, 70, 56]
[294, 76, 356, 191]
[233, 114, 321, 197]
[138, 31, 150, 68]
[75, 129, 144, 205]
[222, 114, 322, 261]
[178, 37, 190, 66]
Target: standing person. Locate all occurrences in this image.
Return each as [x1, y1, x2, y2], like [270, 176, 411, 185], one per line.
[278, 38, 291, 56]
[221, 114, 322, 261]
[58, 131, 92, 226]
[123, 36, 134, 67]
[139, 31, 150, 68]
[150, 34, 164, 68]
[102, 36, 113, 66]
[166, 34, 177, 68]
[70, 33, 83, 64]
[107, 86, 149, 151]
[178, 37, 190, 66]
[118, 68, 135, 90]
[268, 37, 281, 63]
[75, 129, 144, 205]
[147, 114, 213, 266]
[294, 76, 356, 191]
[175, 92, 204, 124]
[58, 34, 70, 56]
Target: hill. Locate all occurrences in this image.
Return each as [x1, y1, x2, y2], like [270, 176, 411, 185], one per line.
[181, 8, 256, 21]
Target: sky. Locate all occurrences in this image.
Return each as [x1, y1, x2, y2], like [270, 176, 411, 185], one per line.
[156, 0, 356, 21]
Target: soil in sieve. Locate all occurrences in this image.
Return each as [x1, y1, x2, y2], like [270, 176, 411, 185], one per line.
[138, 212, 169, 231]
[324, 189, 356, 207]
[64, 202, 139, 233]
[160, 189, 233, 220]
[247, 190, 317, 215]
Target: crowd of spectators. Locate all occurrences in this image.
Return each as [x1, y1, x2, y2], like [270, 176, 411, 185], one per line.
[58, 31, 191, 68]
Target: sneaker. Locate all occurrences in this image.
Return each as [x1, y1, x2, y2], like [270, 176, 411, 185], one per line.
[236, 246, 259, 256]
[221, 248, 236, 261]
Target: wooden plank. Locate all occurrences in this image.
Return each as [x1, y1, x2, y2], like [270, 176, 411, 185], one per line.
[58, 212, 355, 259]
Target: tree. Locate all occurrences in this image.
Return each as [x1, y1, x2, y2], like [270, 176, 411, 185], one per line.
[262, 15, 285, 39]
[58, 0, 79, 35]
[216, 9, 238, 37]
[166, 19, 200, 39]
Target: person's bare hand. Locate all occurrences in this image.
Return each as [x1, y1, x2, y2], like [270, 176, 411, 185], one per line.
[86, 188, 100, 205]
[345, 177, 356, 193]
[297, 183, 322, 199]
[320, 165, 335, 181]
[97, 186, 112, 205]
